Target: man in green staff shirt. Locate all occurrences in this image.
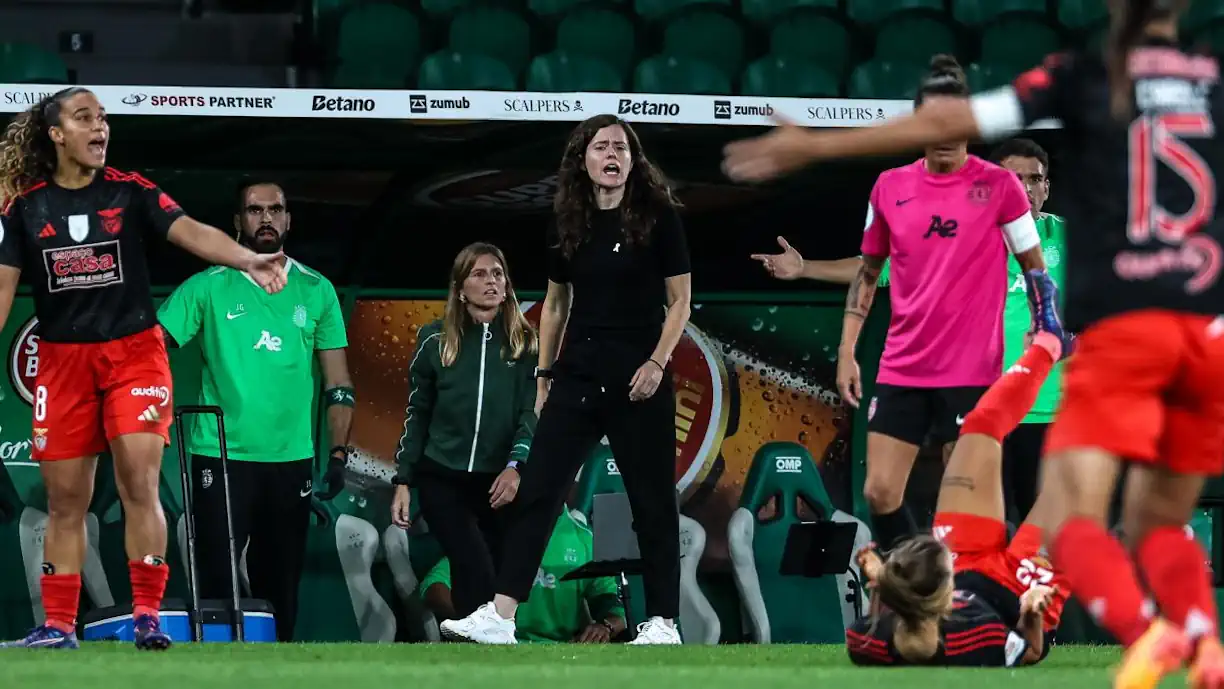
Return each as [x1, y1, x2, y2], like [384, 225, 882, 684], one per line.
[421, 507, 627, 643]
[750, 138, 1064, 524]
[157, 181, 354, 642]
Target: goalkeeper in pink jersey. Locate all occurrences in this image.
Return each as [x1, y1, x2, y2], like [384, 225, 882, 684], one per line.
[836, 56, 1069, 552]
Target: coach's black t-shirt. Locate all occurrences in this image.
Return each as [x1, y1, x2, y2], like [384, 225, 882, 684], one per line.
[845, 589, 1027, 667]
[547, 205, 690, 336]
[994, 40, 1224, 331]
[0, 168, 185, 342]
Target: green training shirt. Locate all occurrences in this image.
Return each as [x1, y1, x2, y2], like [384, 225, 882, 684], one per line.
[157, 258, 348, 461]
[420, 510, 624, 642]
[870, 215, 1064, 423]
[1002, 214, 1066, 424]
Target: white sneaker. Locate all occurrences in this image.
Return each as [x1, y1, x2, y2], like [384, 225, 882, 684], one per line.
[627, 617, 682, 645]
[439, 602, 518, 644]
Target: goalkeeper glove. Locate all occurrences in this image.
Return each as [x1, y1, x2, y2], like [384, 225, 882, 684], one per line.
[315, 446, 349, 501]
[1024, 269, 1074, 360]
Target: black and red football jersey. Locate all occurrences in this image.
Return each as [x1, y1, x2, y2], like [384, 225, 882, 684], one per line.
[0, 168, 185, 342]
[845, 588, 1027, 667]
[972, 39, 1224, 331]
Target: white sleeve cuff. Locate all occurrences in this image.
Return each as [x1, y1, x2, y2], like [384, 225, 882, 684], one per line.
[1002, 212, 1040, 254]
[970, 86, 1026, 142]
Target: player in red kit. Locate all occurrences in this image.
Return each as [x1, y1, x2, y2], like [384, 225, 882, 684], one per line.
[724, 1, 1224, 687]
[0, 87, 287, 650]
[848, 334, 1067, 668]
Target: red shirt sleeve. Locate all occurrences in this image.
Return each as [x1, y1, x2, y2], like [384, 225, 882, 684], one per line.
[1012, 52, 1075, 128]
[860, 177, 891, 259]
[113, 170, 186, 238]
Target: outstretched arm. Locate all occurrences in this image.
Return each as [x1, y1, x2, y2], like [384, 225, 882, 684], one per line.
[167, 217, 286, 293]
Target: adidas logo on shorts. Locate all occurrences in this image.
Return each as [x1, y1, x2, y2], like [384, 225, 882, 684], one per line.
[138, 405, 161, 422]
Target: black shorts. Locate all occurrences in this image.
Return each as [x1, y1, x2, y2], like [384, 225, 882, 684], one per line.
[867, 383, 989, 447]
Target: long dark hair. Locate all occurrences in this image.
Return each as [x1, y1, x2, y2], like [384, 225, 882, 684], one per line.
[1106, 0, 1186, 120]
[553, 114, 681, 258]
[914, 54, 969, 108]
[0, 87, 91, 203]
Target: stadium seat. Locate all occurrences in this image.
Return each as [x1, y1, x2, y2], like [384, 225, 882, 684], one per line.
[873, 15, 958, 64]
[727, 442, 860, 643]
[768, 13, 852, 78]
[418, 50, 519, 90]
[556, 7, 637, 79]
[334, 3, 420, 86]
[448, 7, 532, 77]
[661, 10, 745, 84]
[846, 0, 945, 27]
[741, 57, 840, 97]
[526, 51, 624, 91]
[421, 0, 521, 18]
[634, 55, 732, 95]
[847, 58, 927, 99]
[741, 0, 838, 25]
[980, 18, 1061, 72]
[952, 0, 1047, 27]
[1057, 0, 1108, 31]
[0, 43, 69, 84]
[634, 0, 732, 24]
[966, 62, 1016, 92]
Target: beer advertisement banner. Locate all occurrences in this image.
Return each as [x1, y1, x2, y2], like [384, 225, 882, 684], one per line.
[346, 299, 852, 567]
[0, 296, 851, 642]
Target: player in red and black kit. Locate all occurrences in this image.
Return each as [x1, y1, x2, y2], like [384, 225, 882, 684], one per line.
[0, 87, 287, 650]
[847, 335, 1067, 668]
[724, 1, 1224, 687]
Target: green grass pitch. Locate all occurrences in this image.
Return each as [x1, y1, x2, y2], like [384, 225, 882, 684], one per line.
[0, 643, 1172, 689]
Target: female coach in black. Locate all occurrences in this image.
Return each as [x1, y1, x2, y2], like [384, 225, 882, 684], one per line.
[390, 242, 539, 619]
[441, 113, 692, 645]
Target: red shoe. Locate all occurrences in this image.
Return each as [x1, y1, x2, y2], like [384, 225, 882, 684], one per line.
[1114, 619, 1192, 689]
[1189, 636, 1224, 689]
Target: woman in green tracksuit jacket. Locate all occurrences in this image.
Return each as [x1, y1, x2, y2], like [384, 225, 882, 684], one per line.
[390, 242, 540, 618]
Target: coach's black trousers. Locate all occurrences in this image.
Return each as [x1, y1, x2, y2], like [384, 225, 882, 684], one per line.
[191, 455, 312, 642]
[414, 460, 505, 618]
[496, 334, 681, 619]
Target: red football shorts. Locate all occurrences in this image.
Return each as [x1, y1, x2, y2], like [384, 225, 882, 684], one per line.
[1045, 310, 1224, 475]
[31, 326, 173, 461]
[934, 512, 1068, 631]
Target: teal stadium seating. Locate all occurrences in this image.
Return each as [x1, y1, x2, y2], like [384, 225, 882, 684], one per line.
[297, 0, 1145, 113]
[556, 7, 638, 80]
[874, 14, 958, 65]
[332, 2, 420, 88]
[0, 43, 69, 84]
[768, 13, 853, 78]
[634, 54, 732, 95]
[662, 10, 746, 85]
[742, 0, 839, 26]
[527, 51, 624, 92]
[448, 7, 533, 78]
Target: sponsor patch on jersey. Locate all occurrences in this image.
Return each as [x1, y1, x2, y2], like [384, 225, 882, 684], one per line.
[8, 316, 38, 406]
[42, 240, 124, 292]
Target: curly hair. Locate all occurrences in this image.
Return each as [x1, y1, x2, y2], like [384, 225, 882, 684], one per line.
[552, 113, 681, 258]
[0, 87, 90, 204]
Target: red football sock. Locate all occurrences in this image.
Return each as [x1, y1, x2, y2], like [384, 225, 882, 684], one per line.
[959, 333, 1059, 442]
[1052, 516, 1152, 647]
[129, 558, 169, 620]
[40, 573, 81, 633]
[1137, 525, 1218, 641]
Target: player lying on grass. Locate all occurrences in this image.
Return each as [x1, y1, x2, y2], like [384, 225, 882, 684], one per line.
[848, 333, 1069, 667]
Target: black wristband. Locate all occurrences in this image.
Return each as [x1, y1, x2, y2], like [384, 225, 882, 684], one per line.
[329, 445, 348, 458]
[600, 620, 616, 636]
[648, 359, 665, 372]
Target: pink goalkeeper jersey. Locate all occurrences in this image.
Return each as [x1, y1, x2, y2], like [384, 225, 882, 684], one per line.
[861, 155, 1031, 388]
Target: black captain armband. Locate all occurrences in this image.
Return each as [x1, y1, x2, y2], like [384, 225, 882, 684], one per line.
[325, 386, 356, 408]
